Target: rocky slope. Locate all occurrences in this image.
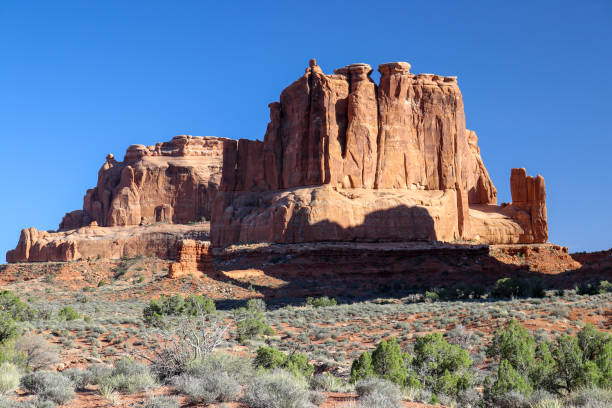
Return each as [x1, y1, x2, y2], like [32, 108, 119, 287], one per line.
[8, 59, 548, 263]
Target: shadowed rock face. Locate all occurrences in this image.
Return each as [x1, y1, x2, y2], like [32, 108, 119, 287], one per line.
[7, 59, 548, 262]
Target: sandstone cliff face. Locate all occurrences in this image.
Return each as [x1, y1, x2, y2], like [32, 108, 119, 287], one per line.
[212, 60, 545, 248]
[256, 60, 496, 199]
[211, 186, 460, 247]
[6, 224, 208, 263]
[8, 59, 549, 263]
[70, 135, 236, 229]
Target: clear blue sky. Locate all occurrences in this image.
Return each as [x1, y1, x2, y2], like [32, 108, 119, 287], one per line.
[1, 1, 611, 261]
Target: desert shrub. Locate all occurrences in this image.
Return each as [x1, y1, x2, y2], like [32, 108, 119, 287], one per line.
[424, 291, 439, 303]
[356, 377, 402, 406]
[0, 292, 36, 322]
[142, 395, 180, 408]
[437, 284, 485, 300]
[487, 319, 536, 374]
[234, 300, 274, 342]
[564, 386, 612, 407]
[446, 324, 476, 350]
[306, 296, 337, 308]
[0, 315, 19, 345]
[456, 387, 482, 407]
[371, 338, 408, 386]
[577, 280, 612, 295]
[142, 299, 164, 326]
[61, 368, 91, 391]
[351, 351, 375, 383]
[492, 390, 530, 408]
[253, 346, 313, 378]
[242, 369, 314, 408]
[187, 352, 254, 383]
[487, 320, 611, 399]
[491, 359, 532, 397]
[254, 346, 286, 369]
[412, 332, 472, 395]
[549, 335, 584, 393]
[172, 372, 239, 404]
[146, 306, 230, 379]
[15, 335, 60, 371]
[311, 372, 345, 392]
[143, 294, 215, 325]
[84, 364, 112, 385]
[0, 396, 21, 407]
[57, 307, 79, 321]
[99, 357, 156, 393]
[182, 294, 215, 316]
[0, 363, 20, 394]
[246, 298, 266, 312]
[491, 278, 544, 298]
[20, 371, 75, 404]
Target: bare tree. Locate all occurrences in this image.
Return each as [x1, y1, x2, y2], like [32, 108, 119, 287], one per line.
[141, 306, 231, 380]
[15, 334, 61, 370]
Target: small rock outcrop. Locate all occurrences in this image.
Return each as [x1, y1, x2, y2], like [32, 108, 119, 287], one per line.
[7, 59, 548, 263]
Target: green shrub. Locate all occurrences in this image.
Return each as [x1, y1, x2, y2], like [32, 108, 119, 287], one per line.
[0, 315, 19, 345]
[491, 278, 544, 298]
[183, 294, 215, 316]
[491, 359, 532, 396]
[0, 291, 36, 321]
[412, 332, 472, 395]
[487, 319, 536, 374]
[424, 291, 439, 302]
[253, 346, 313, 378]
[20, 371, 75, 404]
[549, 335, 584, 393]
[350, 351, 374, 383]
[306, 297, 337, 308]
[0, 363, 20, 394]
[142, 299, 164, 326]
[144, 294, 216, 325]
[57, 307, 79, 321]
[371, 338, 407, 386]
[234, 301, 274, 342]
[577, 280, 612, 295]
[487, 320, 612, 398]
[253, 346, 286, 370]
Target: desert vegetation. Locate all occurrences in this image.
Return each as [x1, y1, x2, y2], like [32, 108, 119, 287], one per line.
[0, 257, 609, 407]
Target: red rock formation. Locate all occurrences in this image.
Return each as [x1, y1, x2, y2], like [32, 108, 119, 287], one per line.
[212, 60, 540, 248]
[211, 186, 461, 247]
[6, 224, 208, 263]
[168, 240, 212, 278]
[77, 136, 236, 228]
[7, 59, 549, 263]
[510, 168, 548, 243]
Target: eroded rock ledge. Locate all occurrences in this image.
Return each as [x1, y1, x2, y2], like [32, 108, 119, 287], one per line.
[7, 59, 548, 263]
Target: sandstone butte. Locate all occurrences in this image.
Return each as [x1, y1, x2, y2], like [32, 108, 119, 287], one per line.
[7, 59, 548, 273]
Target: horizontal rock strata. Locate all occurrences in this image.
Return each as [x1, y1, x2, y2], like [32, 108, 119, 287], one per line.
[6, 223, 208, 263]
